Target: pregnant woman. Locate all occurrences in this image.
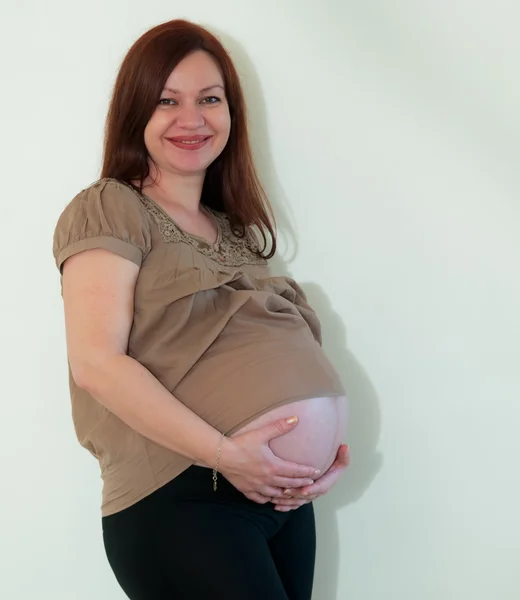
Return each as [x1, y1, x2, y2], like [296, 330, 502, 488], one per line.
[53, 19, 349, 600]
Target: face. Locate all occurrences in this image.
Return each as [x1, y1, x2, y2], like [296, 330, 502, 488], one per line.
[144, 50, 231, 177]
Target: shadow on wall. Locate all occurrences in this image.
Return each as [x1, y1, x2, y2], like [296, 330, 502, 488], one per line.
[212, 27, 384, 600]
[296, 281, 383, 599]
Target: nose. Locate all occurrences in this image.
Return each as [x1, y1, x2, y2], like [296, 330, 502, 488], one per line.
[175, 103, 205, 129]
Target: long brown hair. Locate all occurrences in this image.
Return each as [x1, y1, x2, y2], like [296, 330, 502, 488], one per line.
[101, 19, 276, 257]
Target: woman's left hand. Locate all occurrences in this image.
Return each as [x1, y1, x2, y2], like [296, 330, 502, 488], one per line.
[271, 444, 350, 511]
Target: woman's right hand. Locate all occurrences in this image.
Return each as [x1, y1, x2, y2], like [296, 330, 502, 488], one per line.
[218, 416, 320, 503]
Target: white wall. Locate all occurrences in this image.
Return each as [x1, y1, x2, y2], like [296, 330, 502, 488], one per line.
[1, 1, 519, 598]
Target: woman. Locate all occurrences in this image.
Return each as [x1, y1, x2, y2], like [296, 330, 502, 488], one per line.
[53, 19, 350, 600]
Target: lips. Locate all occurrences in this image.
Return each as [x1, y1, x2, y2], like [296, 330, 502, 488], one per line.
[166, 135, 212, 151]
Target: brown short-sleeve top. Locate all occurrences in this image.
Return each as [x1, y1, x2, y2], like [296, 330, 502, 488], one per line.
[53, 178, 344, 516]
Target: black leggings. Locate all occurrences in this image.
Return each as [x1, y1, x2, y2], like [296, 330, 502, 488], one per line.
[102, 466, 316, 600]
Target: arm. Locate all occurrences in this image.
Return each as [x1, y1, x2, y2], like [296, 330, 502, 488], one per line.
[62, 248, 319, 499]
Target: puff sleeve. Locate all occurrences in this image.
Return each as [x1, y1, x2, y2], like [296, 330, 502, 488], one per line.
[53, 179, 152, 273]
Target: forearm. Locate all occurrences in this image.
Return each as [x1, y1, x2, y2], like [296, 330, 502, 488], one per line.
[76, 353, 225, 467]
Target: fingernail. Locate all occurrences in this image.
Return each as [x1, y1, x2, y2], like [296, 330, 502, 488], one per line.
[286, 416, 298, 425]
[302, 492, 309, 497]
[314, 469, 321, 476]
[284, 489, 292, 495]
[345, 444, 350, 452]
[308, 480, 314, 486]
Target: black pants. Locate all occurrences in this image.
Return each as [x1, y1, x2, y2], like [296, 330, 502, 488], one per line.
[102, 466, 316, 599]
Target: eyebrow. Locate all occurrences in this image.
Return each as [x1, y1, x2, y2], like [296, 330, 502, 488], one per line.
[163, 84, 225, 94]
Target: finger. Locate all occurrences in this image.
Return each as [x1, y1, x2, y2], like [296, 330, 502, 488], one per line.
[274, 498, 315, 511]
[271, 475, 317, 489]
[245, 491, 271, 504]
[272, 498, 306, 507]
[258, 486, 288, 499]
[272, 495, 318, 507]
[272, 458, 321, 481]
[280, 490, 314, 500]
[297, 446, 350, 496]
[298, 464, 346, 497]
[256, 416, 300, 442]
[337, 444, 351, 465]
[299, 475, 339, 497]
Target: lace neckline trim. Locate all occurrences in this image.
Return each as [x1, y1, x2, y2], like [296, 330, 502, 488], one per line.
[114, 179, 267, 267]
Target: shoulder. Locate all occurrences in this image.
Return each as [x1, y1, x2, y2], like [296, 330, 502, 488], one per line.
[62, 178, 146, 218]
[55, 178, 151, 236]
[53, 178, 152, 272]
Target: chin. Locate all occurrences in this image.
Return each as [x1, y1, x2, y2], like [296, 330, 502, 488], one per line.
[152, 145, 225, 176]
[170, 153, 222, 174]
[168, 160, 213, 175]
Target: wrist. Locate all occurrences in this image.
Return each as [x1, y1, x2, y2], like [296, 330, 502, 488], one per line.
[218, 436, 240, 473]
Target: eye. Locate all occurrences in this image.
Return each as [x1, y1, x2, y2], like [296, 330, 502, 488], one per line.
[158, 98, 177, 106]
[200, 96, 221, 105]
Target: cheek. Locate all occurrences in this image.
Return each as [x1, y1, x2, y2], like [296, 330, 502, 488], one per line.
[143, 122, 156, 154]
[213, 112, 231, 145]
[144, 113, 167, 151]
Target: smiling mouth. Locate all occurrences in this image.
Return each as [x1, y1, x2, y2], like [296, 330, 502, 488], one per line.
[166, 135, 212, 150]
[174, 138, 209, 144]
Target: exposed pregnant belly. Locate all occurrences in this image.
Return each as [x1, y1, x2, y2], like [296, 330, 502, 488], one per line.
[196, 395, 348, 475]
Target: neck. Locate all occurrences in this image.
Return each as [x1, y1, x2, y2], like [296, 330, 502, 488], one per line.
[143, 165, 205, 214]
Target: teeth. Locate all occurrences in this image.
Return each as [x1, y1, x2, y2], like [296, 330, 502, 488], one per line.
[180, 139, 203, 144]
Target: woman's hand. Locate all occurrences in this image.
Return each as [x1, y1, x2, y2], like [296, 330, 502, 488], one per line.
[271, 444, 350, 511]
[219, 417, 321, 503]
